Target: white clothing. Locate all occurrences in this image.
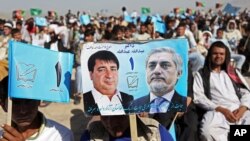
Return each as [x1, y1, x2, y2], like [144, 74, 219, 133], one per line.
[134, 33, 151, 41]
[200, 110, 250, 141]
[185, 29, 197, 48]
[31, 33, 50, 47]
[193, 70, 250, 141]
[21, 27, 31, 43]
[194, 71, 250, 110]
[91, 88, 125, 115]
[0, 35, 11, 60]
[75, 66, 83, 93]
[0, 114, 74, 141]
[50, 41, 59, 51]
[225, 20, 242, 49]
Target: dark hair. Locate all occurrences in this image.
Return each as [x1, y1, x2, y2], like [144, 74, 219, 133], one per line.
[205, 41, 231, 71]
[84, 29, 95, 37]
[88, 50, 119, 72]
[177, 22, 186, 29]
[11, 28, 21, 36]
[216, 27, 224, 33]
[0, 19, 5, 24]
[16, 20, 23, 26]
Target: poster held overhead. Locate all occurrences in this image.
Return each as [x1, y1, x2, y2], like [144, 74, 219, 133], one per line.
[81, 39, 188, 116]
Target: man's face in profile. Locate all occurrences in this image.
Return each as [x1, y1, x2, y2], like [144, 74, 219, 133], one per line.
[146, 52, 179, 96]
[90, 59, 118, 96]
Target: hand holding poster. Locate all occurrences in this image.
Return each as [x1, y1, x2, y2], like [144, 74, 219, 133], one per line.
[81, 39, 188, 116]
[8, 41, 74, 103]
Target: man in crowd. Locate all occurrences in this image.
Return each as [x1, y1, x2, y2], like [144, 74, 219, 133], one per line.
[133, 23, 151, 41]
[15, 20, 31, 43]
[0, 77, 74, 141]
[0, 22, 13, 60]
[193, 41, 250, 141]
[0, 19, 5, 36]
[11, 28, 28, 43]
[175, 23, 205, 73]
[74, 29, 95, 105]
[225, 19, 242, 52]
[83, 50, 133, 115]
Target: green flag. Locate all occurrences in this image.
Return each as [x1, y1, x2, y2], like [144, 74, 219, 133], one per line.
[141, 7, 151, 14]
[180, 8, 185, 14]
[30, 8, 42, 16]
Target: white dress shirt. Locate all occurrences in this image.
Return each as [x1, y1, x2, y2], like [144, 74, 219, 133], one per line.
[91, 88, 125, 115]
[193, 70, 250, 111]
[149, 90, 175, 113]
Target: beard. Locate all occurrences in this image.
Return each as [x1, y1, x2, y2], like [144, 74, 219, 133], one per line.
[149, 81, 169, 97]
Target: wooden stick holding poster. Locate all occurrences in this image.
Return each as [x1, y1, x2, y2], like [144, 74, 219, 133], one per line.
[129, 114, 138, 141]
[7, 97, 12, 125]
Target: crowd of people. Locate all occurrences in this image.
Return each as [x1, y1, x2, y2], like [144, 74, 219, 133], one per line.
[1, 6, 250, 141]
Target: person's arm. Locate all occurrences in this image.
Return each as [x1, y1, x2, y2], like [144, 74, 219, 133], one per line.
[239, 87, 250, 109]
[232, 86, 250, 120]
[185, 30, 197, 48]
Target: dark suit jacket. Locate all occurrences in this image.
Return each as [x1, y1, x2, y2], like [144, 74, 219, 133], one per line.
[83, 91, 134, 116]
[130, 91, 186, 129]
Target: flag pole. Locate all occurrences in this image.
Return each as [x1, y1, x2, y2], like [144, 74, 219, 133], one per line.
[7, 97, 12, 125]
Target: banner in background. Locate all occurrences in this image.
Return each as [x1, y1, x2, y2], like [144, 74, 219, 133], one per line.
[80, 15, 90, 25]
[223, 3, 241, 15]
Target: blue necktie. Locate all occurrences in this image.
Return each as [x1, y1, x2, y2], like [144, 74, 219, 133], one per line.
[150, 97, 169, 113]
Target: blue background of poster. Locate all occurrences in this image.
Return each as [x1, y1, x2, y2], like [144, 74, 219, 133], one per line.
[8, 41, 74, 103]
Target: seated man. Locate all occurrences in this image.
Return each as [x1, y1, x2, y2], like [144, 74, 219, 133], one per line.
[193, 41, 250, 141]
[0, 77, 74, 141]
[80, 115, 173, 141]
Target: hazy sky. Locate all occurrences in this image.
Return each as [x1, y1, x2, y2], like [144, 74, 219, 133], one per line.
[0, 0, 249, 17]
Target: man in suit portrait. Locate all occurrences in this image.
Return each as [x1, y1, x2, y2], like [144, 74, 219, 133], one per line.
[83, 50, 133, 116]
[130, 47, 186, 127]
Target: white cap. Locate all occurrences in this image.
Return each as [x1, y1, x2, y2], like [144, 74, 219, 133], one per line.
[69, 18, 77, 23]
[4, 23, 13, 29]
